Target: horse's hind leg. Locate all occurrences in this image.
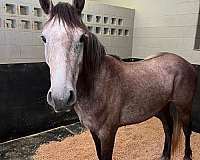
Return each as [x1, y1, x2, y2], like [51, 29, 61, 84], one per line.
[183, 116, 192, 160]
[176, 104, 192, 160]
[156, 106, 173, 160]
[171, 66, 196, 160]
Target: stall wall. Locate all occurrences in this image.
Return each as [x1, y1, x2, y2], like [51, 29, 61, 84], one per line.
[131, 0, 200, 64]
[0, 0, 134, 64]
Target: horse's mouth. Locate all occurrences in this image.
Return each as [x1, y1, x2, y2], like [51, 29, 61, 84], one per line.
[54, 108, 72, 113]
[49, 102, 75, 113]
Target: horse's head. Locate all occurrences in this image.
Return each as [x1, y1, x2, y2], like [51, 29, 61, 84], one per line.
[39, 0, 87, 112]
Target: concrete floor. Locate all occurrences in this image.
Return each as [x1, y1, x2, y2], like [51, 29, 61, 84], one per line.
[0, 122, 85, 160]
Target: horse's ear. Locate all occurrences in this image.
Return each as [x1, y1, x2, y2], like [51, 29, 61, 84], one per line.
[39, 0, 53, 15]
[72, 0, 85, 15]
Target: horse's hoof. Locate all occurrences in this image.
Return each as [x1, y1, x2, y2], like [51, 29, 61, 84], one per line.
[183, 156, 192, 160]
[160, 156, 170, 160]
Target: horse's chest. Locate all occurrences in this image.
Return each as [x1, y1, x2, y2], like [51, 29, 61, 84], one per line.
[74, 105, 96, 130]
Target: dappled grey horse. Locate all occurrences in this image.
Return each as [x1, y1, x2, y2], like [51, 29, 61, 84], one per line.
[39, 0, 197, 159]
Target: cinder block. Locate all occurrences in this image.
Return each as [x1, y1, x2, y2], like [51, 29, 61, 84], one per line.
[32, 19, 43, 31]
[17, 32, 33, 45]
[0, 31, 5, 44]
[20, 45, 43, 59]
[117, 47, 132, 58]
[0, 1, 3, 15]
[18, 4, 30, 18]
[18, 18, 32, 31]
[182, 26, 196, 38]
[4, 15, 18, 30]
[0, 16, 4, 29]
[3, 30, 18, 45]
[98, 36, 111, 46]
[2, 1, 18, 17]
[32, 32, 43, 46]
[0, 44, 20, 58]
[176, 1, 199, 14]
[181, 38, 195, 50]
[177, 14, 198, 26]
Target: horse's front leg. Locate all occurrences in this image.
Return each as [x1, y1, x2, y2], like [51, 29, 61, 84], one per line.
[100, 129, 117, 160]
[91, 131, 101, 159]
[91, 128, 117, 160]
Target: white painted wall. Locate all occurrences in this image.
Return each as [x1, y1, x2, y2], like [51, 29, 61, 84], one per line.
[131, 0, 200, 64]
[88, 0, 134, 9]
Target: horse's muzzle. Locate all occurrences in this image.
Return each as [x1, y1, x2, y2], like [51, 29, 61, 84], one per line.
[47, 90, 76, 112]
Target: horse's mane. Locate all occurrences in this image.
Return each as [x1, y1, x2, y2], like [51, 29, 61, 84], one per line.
[79, 32, 106, 96]
[48, 2, 86, 29]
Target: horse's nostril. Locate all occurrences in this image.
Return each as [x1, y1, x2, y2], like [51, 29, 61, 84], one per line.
[67, 90, 75, 105]
[47, 91, 53, 102]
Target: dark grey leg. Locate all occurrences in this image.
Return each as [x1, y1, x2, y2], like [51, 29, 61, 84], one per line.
[182, 116, 192, 160]
[100, 129, 117, 160]
[91, 131, 101, 160]
[156, 107, 173, 160]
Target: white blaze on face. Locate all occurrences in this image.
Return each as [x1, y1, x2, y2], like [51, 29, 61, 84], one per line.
[42, 17, 84, 107]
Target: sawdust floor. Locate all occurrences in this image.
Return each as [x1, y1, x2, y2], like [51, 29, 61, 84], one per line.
[34, 118, 200, 160]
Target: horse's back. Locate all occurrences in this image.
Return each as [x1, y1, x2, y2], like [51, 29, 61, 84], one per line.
[140, 53, 196, 81]
[144, 52, 194, 68]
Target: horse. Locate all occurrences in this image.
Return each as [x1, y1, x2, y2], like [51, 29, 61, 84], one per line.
[39, 0, 197, 159]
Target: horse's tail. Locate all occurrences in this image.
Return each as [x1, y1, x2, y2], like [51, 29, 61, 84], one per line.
[170, 106, 182, 156]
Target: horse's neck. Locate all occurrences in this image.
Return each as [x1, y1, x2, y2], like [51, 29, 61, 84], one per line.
[77, 55, 122, 104]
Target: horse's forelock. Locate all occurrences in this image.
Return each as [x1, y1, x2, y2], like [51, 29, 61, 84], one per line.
[48, 2, 86, 29]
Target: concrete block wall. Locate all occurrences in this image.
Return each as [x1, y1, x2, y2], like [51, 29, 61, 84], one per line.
[2, 0, 200, 63]
[131, 0, 200, 64]
[83, 1, 134, 58]
[0, 0, 45, 64]
[0, 0, 134, 64]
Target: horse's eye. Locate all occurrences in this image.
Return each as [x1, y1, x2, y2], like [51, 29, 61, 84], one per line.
[41, 36, 47, 43]
[80, 33, 88, 42]
[80, 35, 85, 42]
